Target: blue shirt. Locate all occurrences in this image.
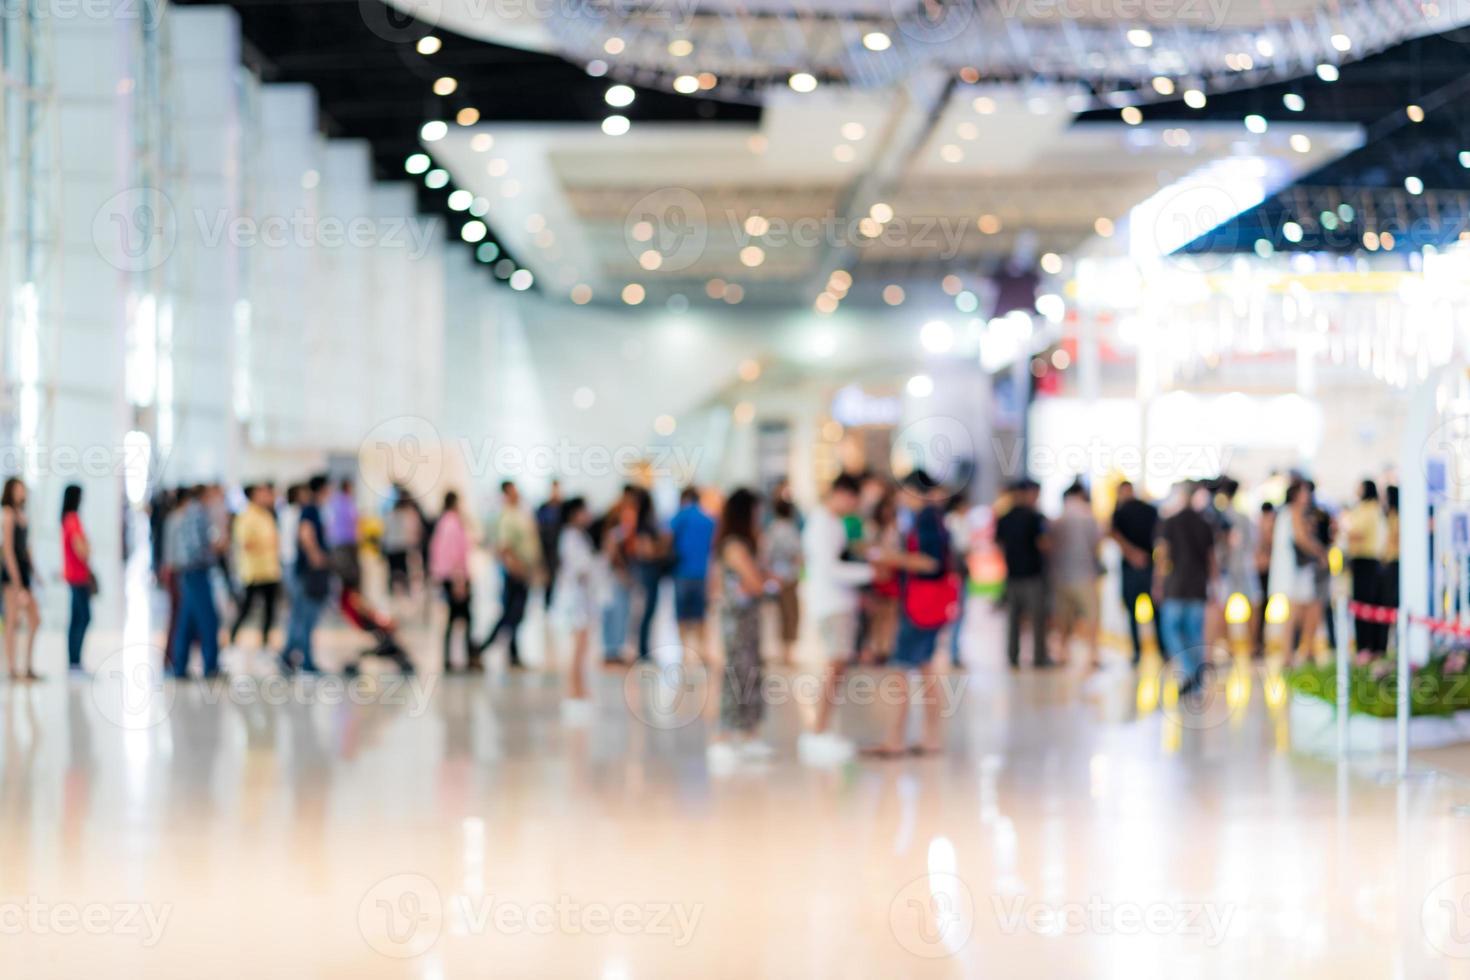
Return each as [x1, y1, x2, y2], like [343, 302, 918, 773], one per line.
[297, 503, 325, 576]
[669, 504, 715, 580]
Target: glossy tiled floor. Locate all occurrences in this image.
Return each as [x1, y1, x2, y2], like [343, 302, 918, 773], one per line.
[5, 574, 1470, 978]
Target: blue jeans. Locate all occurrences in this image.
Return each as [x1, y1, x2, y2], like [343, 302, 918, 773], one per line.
[636, 561, 663, 660]
[1160, 599, 1206, 683]
[602, 577, 632, 660]
[281, 572, 324, 671]
[172, 568, 220, 678]
[68, 583, 92, 668]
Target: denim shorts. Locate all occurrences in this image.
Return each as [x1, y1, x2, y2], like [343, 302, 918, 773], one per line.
[673, 577, 708, 623]
[889, 617, 941, 668]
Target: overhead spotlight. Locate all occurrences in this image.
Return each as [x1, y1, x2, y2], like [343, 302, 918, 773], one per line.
[1405, 175, 1423, 195]
[1407, 104, 1425, 123]
[654, 414, 677, 436]
[1460, 151, 1470, 169]
[1121, 106, 1143, 125]
[906, 374, 935, 398]
[456, 107, 480, 126]
[814, 292, 839, 314]
[1283, 221, 1303, 243]
[605, 84, 635, 107]
[862, 31, 891, 51]
[604, 36, 625, 54]
[433, 76, 458, 96]
[668, 38, 693, 57]
[420, 120, 448, 142]
[570, 284, 593, 305]
[509, 269, 534, 291]
[639, 250, 663, 271]
[869, 202, 894, 223]
[622, 283, 645, 305]
[447, 190, 473, 211]
[1255, 38, 1274, 57]
[586, 60, 608, 77]
[739, 245, 765, 267]
[697, 72, 718, 90]
[1331, 33, 1352, 52]
[1126, 28, 1153, 47]
[1244, 114, 1267, 134]
[744, 214, 770, 236]
[972, 96, 996, 114]
[674, 74, 699, 94]
[841, 121, 866, 141]
[1151, 76, 1175, 95]
[977, 214, 1002, 234]
[920, 320, 954, 353]
[1290, 133, 1311, 153]
[1183, 89, 1207, 109]
[882, 284, 905, 305]
[788, 72, 817, 93]
[460, 220, 487, 243]
[404, 153, 430, 174]
[1283, 93, 1305, 112]
[1094, 216, 1115, 237]
[475, 242, 499, 263]
[1040, 252, 1063, 274]
[1035, 293, 1065, 322]
[602, 115, 631, 136]
[416, 35, 441, 55]
[1316, 63, 1339, 82]
[425, 168, 448, 189]
[941, 274, 962, 295]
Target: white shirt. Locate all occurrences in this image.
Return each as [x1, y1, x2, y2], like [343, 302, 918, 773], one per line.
[278, 504, 300, 568]
[801, 505, 873, 619]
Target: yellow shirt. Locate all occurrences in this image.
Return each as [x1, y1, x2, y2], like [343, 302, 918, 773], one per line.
[1344, 501, 1385, 559]
[234, 504, 282, 584]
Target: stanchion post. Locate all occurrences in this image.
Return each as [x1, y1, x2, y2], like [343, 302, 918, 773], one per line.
[1334, 595, 1350, 757]
[1396, 614, 1409, 778]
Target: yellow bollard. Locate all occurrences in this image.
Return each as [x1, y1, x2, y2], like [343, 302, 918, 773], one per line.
[1223, 592, 1253, 719]
[1134, 594, 1165, 715]
[1262, 593, 1291, 714]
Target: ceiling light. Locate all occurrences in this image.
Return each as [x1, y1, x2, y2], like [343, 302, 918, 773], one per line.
[460, 220, 487, 243]
[882, 284, 905, 305]
[673, 74, 699, 94]
[739, 245, 765, 267]
[471, 133, 493, 152]
[1459, 151, 1470, 169]
[941, 275, 962, 295]
[476, 242, 499, 263]
[1121, 106, 1143, 125]
[404, 153, 430, 174]
[706, 278, 726, 299]
[1244, 114, 1267, 134]
[972, 96, 996, 114]
[814, 292, 838, 314]
[862, 31, 891, 51]
[733, 402, 756, 425]
[1036, 294, 1065, 322]
[639, 250, 663, 270]
[416, 35, 441, 55]
[1040, 252, 1063, 274]
[1407, 104, 1425, 123]
[605, 84, 635, 107]
[906, 374, 935, 398]
[668, 39, 693, 57]
[977, 214, 1002, 234]
[788, 72, 817, 93]
[456, 107, 480, 126]
[738, 359, 761, 381]
[1283, 221, 1303, 243]
[602, 115, 630, 136]
[869, 202, 894, 223]
[433, 76, 457, 96]
[1316, 63, 1339, 82]
[654, 415, 676, 436]
[447, 189, 472, 211]
[420, 120, 448, 142]
[525, 213, 546, 233]
[744, 214, 769, 236]
[1289, 133, 1311, 153]
[1094, 216, 1114, 237]
[622, 283, 645, 305]
[723, 284, 744, 304]
[697, 72, 718, 90]
[1283, 93, 1305, 112]
[1151, 76, 1174, 95]
[570, 284, 592, 305]
[1255, 38, 1275, 57]
[1405, 175, 1423, 195]
[424, 169, 448, 189]
[841, 121, 866, 141]
[586, 60, 608, 77]
[956, 121, 978, 140]
[604, 37, 625, 54]
[1331, 33, 1352, 52]
[1127, 28, 1152, 47]
[1183, 89, 1206, 109]
[509, 269, 533, 291]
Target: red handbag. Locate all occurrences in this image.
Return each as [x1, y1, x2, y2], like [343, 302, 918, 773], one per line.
[902, 530, 960, 629]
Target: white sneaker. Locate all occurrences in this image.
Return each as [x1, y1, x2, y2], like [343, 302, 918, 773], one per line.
[706, 741, 740, 774]
[738, 740, 775, 761]
[799, 732, 855, 766]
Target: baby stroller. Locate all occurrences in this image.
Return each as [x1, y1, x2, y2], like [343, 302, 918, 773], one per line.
[339, 584, 416, 675]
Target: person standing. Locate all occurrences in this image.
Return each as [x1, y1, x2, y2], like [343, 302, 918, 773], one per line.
[230, 483, 282, 648]
[631, 488, 670, 663]
[325, 477, 360, 581]
[429, 490, 475, 672]
[479, 480, 541, 669]
[707, 488, 773, 767]
[554, 497, 597, 705]
[944, 495, 972, 668]
[61, 484, 95, 673]
[279, 483, 303, 571]
[995, 479, 1052, 669]
[1344, 480, 1385, 654]
[599, 489, 638, 664]
[171, 485, 224, 679]
[765, 497, 804, 667]
[798, 474, 873, 762]
[1110, 481, 1160, 665]
[1050, 482, 1103, 669]
[280, 475, 331, 675]
[382, 491, 423, 598]
[863, 493, 901, 664]
[1, 479, 42, 682]
[535, 480, 564, 609]
[864, 470, 952, 758]
[668, 486, 716, 667]
[1155, 482, 1216, 696]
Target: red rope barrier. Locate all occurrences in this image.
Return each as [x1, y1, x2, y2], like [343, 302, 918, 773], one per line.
[1348, 600, 1470, 638]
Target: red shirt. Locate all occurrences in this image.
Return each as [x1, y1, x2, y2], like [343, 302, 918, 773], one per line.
[62, 513, 89, 585]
